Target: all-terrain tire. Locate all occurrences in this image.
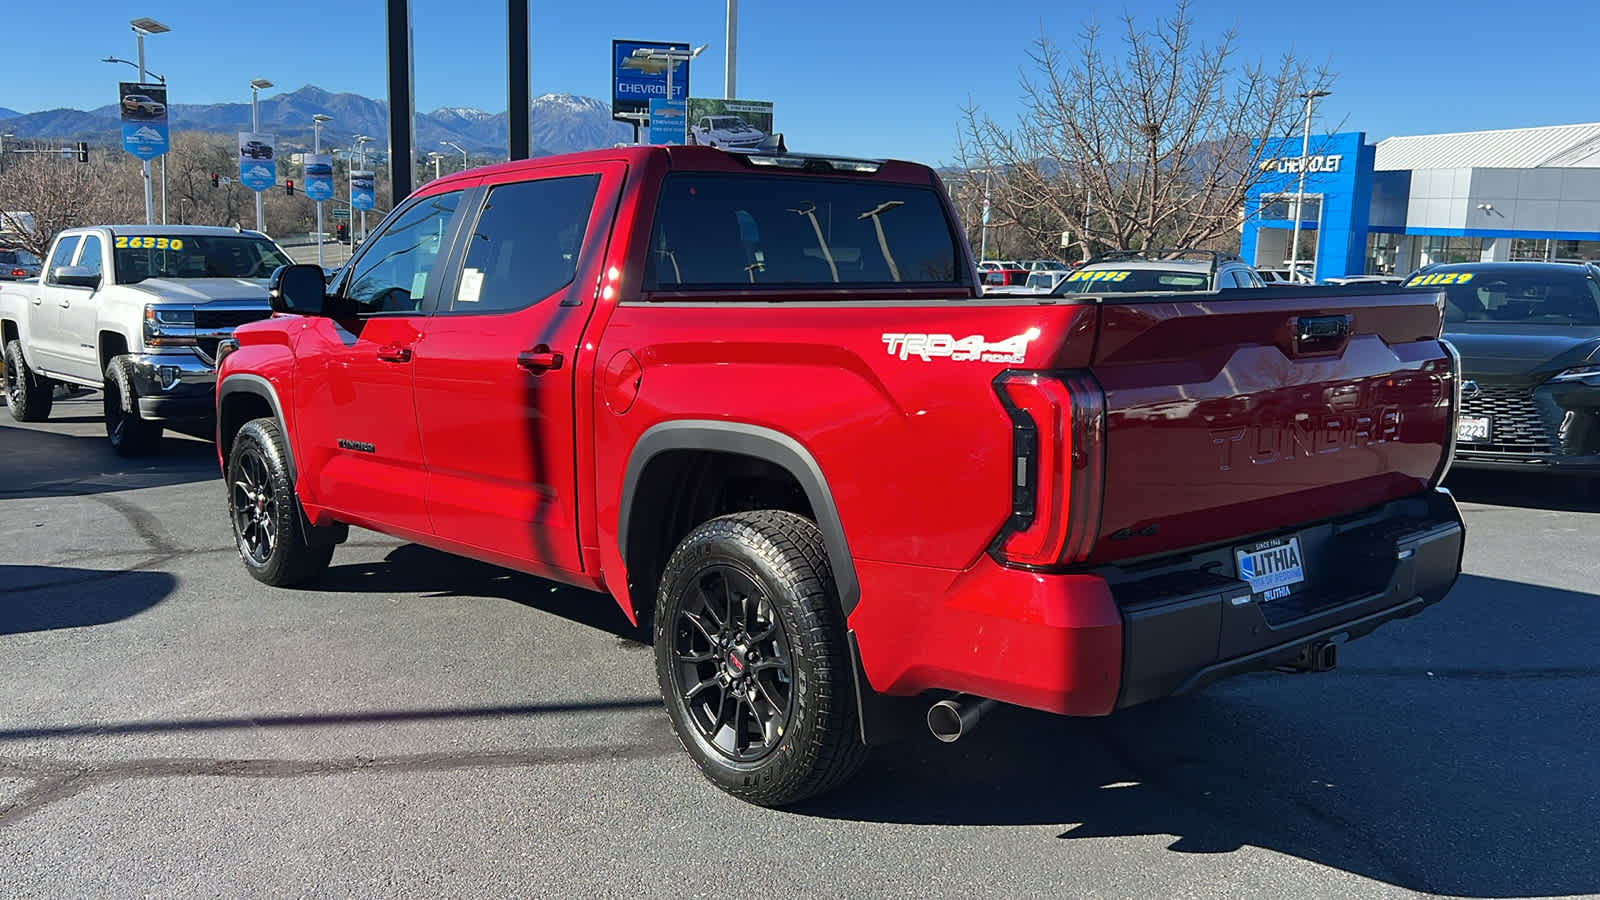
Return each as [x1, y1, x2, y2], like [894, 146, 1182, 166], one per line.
[4, 339, 54, 422]
[103, 356, 163, 456]
[227, 417, 335, 587]
[654, 510, 868, 807]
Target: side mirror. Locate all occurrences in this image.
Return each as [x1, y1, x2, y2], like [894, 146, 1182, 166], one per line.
[268, 263, 329, 315]
[53, 266, 102, 289]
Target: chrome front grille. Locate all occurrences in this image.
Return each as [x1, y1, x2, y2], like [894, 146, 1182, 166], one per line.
[1459, 386, 1552, 455]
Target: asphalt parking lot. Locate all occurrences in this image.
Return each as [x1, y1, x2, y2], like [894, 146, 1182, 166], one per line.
[3, 397, 1597, 899]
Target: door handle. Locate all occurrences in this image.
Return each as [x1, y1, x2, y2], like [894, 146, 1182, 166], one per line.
[517, 346, 563, 373]
[32, 296, 42, 305]
[59, 300, 71, 308]
[376, 343, 412, 363]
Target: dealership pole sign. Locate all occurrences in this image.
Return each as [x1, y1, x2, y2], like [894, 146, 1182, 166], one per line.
[119, 82, 169, 160]
[612, 39, 690, 121]
[303, 153, 334, 202]
[350, 170, 376, 210]
[238, 132, 277, 192]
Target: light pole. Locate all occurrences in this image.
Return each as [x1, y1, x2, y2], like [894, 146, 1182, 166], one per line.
[1288, 89, 1330, 284]
[178, 197, 193, 225]
[725, 0, 738, 98]
[427, 152, 444, 182]
[440, 140, 468, 170]
[354, 134, 373, 241]
[128, 18, 169, 225]
[631, 43, 707, 133]
[249, 78, 273, 233]
[313, 113, 332, 267]
[0, 133, 11, 173]
[979, 167, 993, 262]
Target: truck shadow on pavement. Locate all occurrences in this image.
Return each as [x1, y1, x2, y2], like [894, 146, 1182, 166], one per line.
[0, 565, 175, 635]
[801, 573, 1600, 898]
[315, 543, 643, 641]
[0, 405, 218, 500]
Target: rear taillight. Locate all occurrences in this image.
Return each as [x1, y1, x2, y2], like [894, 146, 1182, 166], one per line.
[8, 268, 24, 277]
[991, 371, 1106, 568]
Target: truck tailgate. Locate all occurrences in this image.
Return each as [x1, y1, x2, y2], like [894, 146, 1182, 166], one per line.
[1087, 288, 1454, 564]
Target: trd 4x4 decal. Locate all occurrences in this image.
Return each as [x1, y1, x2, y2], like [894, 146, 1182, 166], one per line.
[881, 329, 1039, 364]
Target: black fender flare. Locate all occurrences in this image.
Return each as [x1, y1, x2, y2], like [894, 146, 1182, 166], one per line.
[217, 373, 345, 548]
[618, 420, 861, 614]
[217, 373, 295, 476]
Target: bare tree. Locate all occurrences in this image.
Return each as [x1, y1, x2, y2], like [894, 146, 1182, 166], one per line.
[0, 152, 142, 257]
[957, 0, 1332, 261]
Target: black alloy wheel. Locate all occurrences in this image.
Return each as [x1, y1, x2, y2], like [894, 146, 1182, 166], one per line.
[671, 564, 795, 762]
[654, 510, 868, 806]
[230, 441, 279, 568]
[226, 417, 334, 586]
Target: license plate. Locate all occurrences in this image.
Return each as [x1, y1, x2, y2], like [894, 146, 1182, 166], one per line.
[1457, 415, 1491, 443]
[1235, 537, 1306, 602]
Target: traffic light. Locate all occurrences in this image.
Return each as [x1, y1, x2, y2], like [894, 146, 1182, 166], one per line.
[285, 179, 295, 196]
[76, 141, 89, 163]
[211, 173, 219, 188]
[335, 223, 348, 243]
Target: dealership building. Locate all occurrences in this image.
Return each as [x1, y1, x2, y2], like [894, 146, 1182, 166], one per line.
[1240, 123, 1600, 280]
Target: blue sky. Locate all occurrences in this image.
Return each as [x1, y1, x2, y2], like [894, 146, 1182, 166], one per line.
[2, 0, 1596, 163]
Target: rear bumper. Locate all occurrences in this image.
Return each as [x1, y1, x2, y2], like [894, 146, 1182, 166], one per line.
[849, 488, 1463, 717]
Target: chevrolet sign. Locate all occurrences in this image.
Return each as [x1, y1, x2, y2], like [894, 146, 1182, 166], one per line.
[1258, 154, 1344, 174]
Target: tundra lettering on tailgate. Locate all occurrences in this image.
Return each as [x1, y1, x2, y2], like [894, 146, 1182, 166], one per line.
[1212, 407, 1402, 470]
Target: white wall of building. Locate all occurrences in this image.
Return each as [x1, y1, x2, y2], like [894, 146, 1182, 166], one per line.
[1401, 167, 1600, 234]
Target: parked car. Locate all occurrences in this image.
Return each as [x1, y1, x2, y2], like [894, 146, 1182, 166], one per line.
[120, 93, 166, 119]
[0, 248, 41, 281]
[980, 260, 1030, 287]
[0, 226, 286, 453]
[214, 145, 1461, 808]
[1403, 261, 1600, 480]
[984, 269, 1070, 295]
[1021, 259, 1070, 272]
[1323, 274, 1406, 286]
[1259, 265, 1313, 286]
[689, 115, 766, 149]
[1050, 249, 1264, 294]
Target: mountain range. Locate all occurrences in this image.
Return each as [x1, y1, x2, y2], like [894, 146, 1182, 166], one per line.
[0, 86, 632, 157]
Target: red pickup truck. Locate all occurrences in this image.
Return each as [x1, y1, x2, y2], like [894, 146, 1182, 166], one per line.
[215, 146, 1465, 806]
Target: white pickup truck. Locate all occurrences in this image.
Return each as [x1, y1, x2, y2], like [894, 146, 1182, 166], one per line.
[0, 225, 287, 455]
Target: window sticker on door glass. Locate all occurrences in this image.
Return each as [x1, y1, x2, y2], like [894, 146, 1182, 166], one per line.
[458, 267, 484, 304]
[410, 270, 429, 298]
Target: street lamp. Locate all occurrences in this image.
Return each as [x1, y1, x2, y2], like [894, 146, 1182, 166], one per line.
[440, 140, 468, 169]
[312, 113, 333, 266]
[630, 43, 707, 134]
[178, 197, 193, 225]
[128, 17, 169, 225]
[427, 151, 445, 182]
[249, 78, 273, 233]
[1288, 89, 1331, 284]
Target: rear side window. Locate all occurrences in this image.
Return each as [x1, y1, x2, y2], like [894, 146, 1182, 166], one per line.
[644, 173, 962, 290]
[453, 174, 600, 313]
